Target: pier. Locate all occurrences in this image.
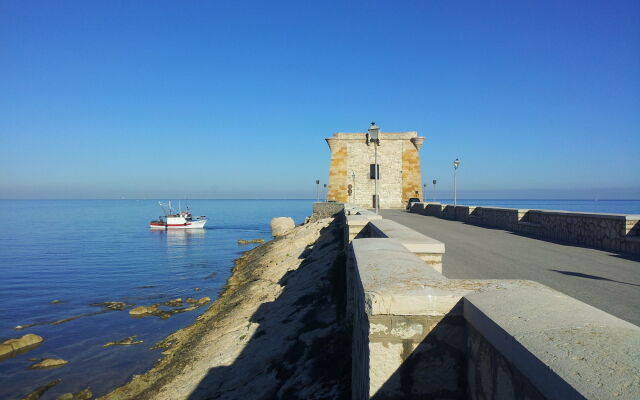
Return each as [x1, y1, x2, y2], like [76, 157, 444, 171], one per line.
[325, 202, 640, 399]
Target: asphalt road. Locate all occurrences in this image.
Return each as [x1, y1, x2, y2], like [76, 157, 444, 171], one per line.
[380, 209, 640, 326]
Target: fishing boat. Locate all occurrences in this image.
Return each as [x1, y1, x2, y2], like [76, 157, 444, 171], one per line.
[149, 201, 207, 229]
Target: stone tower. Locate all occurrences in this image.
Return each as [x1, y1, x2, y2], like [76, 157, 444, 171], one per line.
[325, 125, 425, 208]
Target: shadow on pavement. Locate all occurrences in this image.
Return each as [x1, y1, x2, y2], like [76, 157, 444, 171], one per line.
[550, 269, 640, 287]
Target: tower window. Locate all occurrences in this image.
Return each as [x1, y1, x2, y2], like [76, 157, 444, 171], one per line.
[369, 164, 380, 179]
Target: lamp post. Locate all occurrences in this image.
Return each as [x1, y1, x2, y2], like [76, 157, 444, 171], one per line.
[351, 170, 356, 201]
[433, 179, 437, 202]
[453, 158, 460, 205]
[423, 183, 426, 201]
[316, 179, 320, 202]
[368, 122, 380, 214]
[323, 184, 327, 201]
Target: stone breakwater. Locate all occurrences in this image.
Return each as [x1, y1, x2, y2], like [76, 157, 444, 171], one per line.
[100, 217, 350, 400]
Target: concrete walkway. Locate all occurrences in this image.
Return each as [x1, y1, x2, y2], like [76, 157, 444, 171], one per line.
[380, 209, 640, 326]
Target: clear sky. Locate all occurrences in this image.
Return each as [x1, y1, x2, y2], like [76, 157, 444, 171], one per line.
[1, 1, 638, 199]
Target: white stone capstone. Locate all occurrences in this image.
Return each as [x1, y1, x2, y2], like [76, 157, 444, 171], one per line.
[464, 283, 640, 400]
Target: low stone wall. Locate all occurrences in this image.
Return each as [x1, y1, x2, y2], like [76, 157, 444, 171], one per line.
[344, 204, 382, 245]
[348, 238, 465, 399]
[465, 282, 640, 400]
[345, 209, 640, 399]
[312, 201, 345, 219]
[363, 219, 445, 273]
[412, 202, 640, 255]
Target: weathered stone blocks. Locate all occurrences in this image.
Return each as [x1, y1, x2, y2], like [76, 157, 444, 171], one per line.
[326, 131, 425, 208]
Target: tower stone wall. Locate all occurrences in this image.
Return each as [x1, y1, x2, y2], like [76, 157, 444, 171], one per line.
[325, 130, 425, 208]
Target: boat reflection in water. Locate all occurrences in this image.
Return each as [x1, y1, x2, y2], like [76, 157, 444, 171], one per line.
[150, 226, 206, 244]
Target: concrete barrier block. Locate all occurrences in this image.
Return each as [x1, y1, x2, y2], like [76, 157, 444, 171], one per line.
[410, 202, 426, 213]
[423, 202, 443, 216]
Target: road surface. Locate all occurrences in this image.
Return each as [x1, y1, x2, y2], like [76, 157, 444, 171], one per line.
[380, 209, 640, 326]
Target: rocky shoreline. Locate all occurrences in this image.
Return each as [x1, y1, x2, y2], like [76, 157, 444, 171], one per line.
[99, 216, 349, 400]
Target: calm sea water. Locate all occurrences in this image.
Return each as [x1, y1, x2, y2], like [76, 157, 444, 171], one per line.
[1, 199, 638, 399]
[0, 200, 313, 400]
[436, 199, 640, 214]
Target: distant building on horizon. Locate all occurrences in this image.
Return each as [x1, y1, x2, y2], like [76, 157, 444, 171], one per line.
[325, 127, 425, 208]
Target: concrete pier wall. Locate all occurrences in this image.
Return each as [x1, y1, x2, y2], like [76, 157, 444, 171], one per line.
[411, 202, 640, 255]
[344, 204, 640, 399]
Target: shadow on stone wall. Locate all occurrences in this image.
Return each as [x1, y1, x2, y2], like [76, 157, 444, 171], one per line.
[186, 220, 351, 400]
[370, 307, 468, 400]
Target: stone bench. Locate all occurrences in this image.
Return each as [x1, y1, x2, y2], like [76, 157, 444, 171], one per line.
[366, 219, 445, 273]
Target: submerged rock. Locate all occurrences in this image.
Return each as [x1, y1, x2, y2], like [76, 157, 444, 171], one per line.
[153, 297, 209, 319]
[127, 298, 208, 320]
[56, 388, 92, 400]
[238, 239, 265, 245]
[162, 298, 183, 307]
[154, 306, 196, 320]
[16, 302, 127, 331]
[194, 287, 202, 291]
[104, 336, 143, 348]
[271, 217, 295, 237]
[196, 297, 211, 306]
[204, 272, 217, 280]
[0, 334, 43, 360]
[185, 297, 210, 306]
[50, 300, 62, 304]
[129, 304, 159, 317]
[20, 379, 61, 400]
[92, 301, 129, 311]
[29, 358, 68, 369]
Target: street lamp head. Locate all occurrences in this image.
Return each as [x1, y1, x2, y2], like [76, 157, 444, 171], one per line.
[368, 122, 380, 141]
[316, 179, 320, 184]
[453, 158, 460, 170]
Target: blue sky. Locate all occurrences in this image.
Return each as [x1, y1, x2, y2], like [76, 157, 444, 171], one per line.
[1, 1, 638, 199]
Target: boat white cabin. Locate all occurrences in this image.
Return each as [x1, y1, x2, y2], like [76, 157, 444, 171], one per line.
[150, 202, 207, 229]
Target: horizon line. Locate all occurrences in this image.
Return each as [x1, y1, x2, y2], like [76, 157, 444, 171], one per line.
[1, 198, 639, 201]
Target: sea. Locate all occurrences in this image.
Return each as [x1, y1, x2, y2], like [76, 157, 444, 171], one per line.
[0, 198, 639, 399]
[0, 200, 313, 400]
